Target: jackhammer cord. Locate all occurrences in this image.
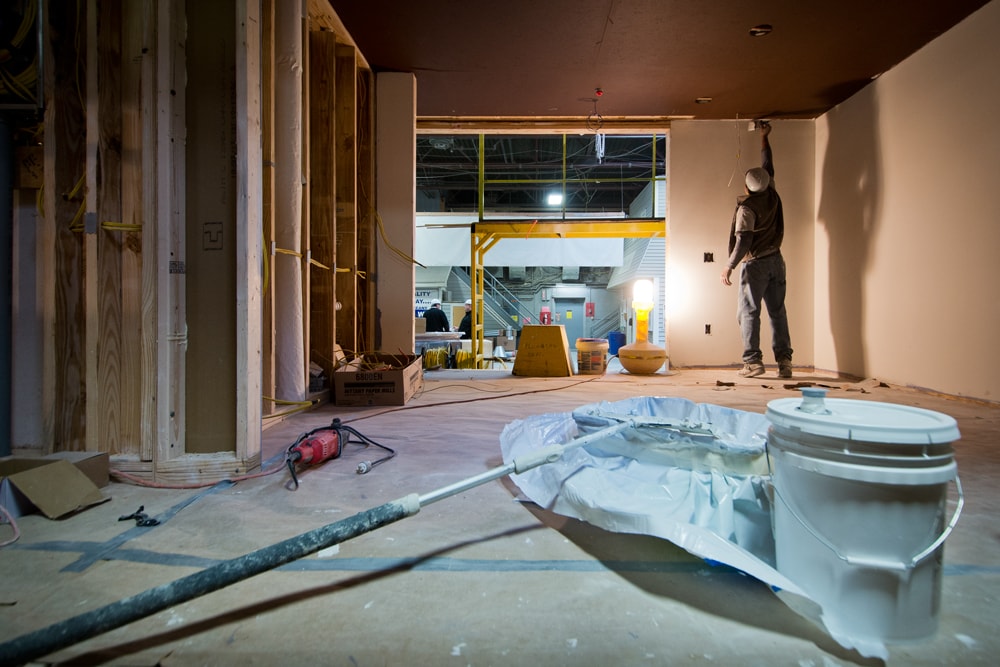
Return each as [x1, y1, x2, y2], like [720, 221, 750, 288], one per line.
[339, 423, 397, 472]
[285, 451, 303, 489]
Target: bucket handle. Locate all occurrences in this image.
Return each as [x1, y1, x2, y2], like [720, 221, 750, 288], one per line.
[771, 474, 964, 573]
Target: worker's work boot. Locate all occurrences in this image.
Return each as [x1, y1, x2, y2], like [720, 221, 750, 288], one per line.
[778, 359, 793, 379]
[739, 361, 765, 378]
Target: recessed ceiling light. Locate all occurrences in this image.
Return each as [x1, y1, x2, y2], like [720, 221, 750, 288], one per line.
[749, 24, 772, 37]
[695, 97, 713, 104]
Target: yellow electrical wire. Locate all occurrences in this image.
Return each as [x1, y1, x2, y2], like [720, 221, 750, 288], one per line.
[261, 230, 271, 292]
[101, 222, 142, 232]
[262, 396, 317, 420]
[0, 0, 37, 103]
[375, 209, 425, 268]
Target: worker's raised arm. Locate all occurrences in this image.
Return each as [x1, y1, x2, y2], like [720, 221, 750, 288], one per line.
[760, 122, 774, 178]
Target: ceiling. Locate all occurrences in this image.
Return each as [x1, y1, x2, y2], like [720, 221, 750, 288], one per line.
[326, 0, 990, 121]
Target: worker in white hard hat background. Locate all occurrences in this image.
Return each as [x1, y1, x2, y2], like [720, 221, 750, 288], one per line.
[457, 299, 473, 339]
[720, 121, 794, 380]
[423, 298, 450, 332]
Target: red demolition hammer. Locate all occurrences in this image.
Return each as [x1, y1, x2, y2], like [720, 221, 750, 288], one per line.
[285, 418, 396, 488]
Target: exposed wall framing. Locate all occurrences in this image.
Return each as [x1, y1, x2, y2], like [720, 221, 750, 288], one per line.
[19, 0, 376, 483]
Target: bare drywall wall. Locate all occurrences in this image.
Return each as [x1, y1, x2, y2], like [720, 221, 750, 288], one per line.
[667, 121, 815, 369]
[814, 0, 1000, 402]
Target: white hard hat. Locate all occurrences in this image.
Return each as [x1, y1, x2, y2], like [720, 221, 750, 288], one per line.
[745, 167, 770, 193]
[431, 299, 441, 306]
[464, 299, 472, 306]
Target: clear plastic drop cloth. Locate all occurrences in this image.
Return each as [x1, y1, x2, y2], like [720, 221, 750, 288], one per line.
[500, 396, 888, 660]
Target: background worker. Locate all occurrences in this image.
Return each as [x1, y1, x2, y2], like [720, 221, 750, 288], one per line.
[423, 299, 450, 332]
[457, 299, 472, 339]
[720, 122, 793, 379]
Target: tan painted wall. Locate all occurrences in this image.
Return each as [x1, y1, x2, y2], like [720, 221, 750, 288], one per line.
[814, 0, 1000, 401]
[667, 121, 815, 370]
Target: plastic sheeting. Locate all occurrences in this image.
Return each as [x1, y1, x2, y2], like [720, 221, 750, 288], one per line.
[500, 396, 889, 660]
[273, 0, 306, 401]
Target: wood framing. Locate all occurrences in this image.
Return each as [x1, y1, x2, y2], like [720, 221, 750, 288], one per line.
[334, 44, 358, 357]
[235, 0, 263, 468]
[356, 67, 377, 353]
[308, 29, 338, 381]
[30, 0, 373, 482]
[43, 0, 87, 451]
[154, 0, 187, 471]
[261, 0, 277, 416]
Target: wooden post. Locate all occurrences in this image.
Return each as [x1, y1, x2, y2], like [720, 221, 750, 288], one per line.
[308, 29, 338, 381]
[335, 44, 358, 358]
[357, 68, 376, 352]
[154, 0, 187, 469]
[235, 0, 263, 467]
[261, 0, 277, 415]
[43, 0, 88, 451]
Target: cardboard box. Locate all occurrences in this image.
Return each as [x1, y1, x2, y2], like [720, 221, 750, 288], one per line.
[414, 317, 427, 334]
[495, 334, 516, 352]
[334, 353, 423, 406]
[1, 453, 111, 519]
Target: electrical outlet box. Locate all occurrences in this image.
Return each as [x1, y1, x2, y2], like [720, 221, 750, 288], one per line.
[704, 252, 714, 263]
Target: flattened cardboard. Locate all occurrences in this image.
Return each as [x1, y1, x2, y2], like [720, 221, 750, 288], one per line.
[0, 458, 110, 519]
[44, 451, 110, 488]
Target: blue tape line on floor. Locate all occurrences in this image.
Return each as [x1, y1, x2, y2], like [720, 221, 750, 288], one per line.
[8, 540, 999, 577]
[58, 480, 236, 573]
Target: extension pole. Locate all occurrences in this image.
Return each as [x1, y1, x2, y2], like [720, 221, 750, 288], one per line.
[0, 420, 634, 665]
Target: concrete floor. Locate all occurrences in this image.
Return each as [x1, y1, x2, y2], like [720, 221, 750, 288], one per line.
[1, 362, 997, 666]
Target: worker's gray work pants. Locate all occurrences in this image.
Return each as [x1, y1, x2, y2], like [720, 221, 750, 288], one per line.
[737, 252, 793, 364]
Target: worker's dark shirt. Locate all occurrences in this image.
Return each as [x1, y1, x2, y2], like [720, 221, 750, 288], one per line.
[423, 307, 450, 332]
[727, 142, 785, 269]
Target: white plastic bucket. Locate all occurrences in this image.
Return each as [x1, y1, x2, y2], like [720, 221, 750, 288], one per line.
[576, 338, 609, 375]
[766, 388, 962, 643]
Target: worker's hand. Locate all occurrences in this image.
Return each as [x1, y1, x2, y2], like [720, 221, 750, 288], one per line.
[721, 267, 733, 286]
[759, 121, 771, 138]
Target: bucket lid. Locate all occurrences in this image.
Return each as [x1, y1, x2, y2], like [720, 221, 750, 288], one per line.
[766, 388, 960, 445]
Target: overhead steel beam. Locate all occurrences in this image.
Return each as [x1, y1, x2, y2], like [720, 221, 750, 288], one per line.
[467, 218, 665, 368]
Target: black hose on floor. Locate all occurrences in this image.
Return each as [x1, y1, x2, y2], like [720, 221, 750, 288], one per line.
[0, 494, 421, 666]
